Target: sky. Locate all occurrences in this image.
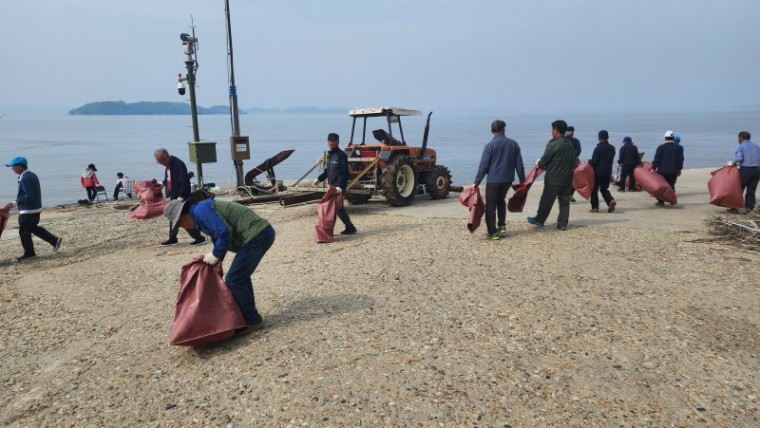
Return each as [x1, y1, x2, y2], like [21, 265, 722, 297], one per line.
[1, 0, 758, 114]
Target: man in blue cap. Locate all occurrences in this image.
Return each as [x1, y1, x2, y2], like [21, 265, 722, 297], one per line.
[4, 156, 62, 262]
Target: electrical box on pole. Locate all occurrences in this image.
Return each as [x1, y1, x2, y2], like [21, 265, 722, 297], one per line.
[230, 136, 250, 160]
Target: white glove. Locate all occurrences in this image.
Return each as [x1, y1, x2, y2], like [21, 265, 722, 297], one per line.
[203, 253, 219, 265]
[312, 179, 321, 187]
[178, 197, 184, 202]
[335, 187, 342, 194]
[726, 161, 735, 166]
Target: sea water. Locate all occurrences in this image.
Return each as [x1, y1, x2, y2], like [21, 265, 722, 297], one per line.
[0, 110, 758, 207]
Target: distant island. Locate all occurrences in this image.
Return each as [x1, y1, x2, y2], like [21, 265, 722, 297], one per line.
[68, 101, 346, 115]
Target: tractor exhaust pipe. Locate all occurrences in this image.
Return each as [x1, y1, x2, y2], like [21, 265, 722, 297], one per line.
[419, 111, 433, 159]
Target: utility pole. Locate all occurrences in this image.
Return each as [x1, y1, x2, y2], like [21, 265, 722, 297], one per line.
[225, 0, 249, 188]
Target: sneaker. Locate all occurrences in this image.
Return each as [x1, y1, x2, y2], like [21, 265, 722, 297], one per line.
[607, 200, 617, 213]
[589, 208, 599, 213]
[189, 238, 206, 247]
[235, 319, 266, 337]
[16, 255, 37, 262]
[160, 238, 179, 246]
[655, 201, 665, 207]
[498, 226, 507, 237]
[738, 208, 750, 215]
[617, 187, 626, 192]
[340, 227, 357, 235]
[569, 197, 577, 203]
[557, 225, 567, 231]
[726, 208, 739, 213]
[527, 216, 544, 228]
[53, 238, 63, 252]
[485, 233, 501, 241]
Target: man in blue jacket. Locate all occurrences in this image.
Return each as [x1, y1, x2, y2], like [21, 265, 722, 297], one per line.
[473, 120, 525, 240]
[312, 133, 357, 235]
[652, 131, 684, 206]
[154, 148, 206, 246]
[4, 156, 62, 262]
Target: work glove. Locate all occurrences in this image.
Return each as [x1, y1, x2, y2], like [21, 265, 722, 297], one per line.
[472, 184, 479, 190]
[726, 161, 735, 167]
[178, 197, 184, 202]
[677, 171, 682, 177]
[312, 179, 321, 187]
[203, 253, 220, 265]
[334, 186, 342, 194]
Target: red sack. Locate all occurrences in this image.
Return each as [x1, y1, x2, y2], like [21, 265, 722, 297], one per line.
[315, 186, 342, 243]
[0, 205, 10, 239]
[169, 257, 247, 346]
[634, 166, 677, 204]
[572, 162, 595, 200]
[127, 179, 167, 220]
[458, 186, 485, 232]
[708, 165, 744, 209]
[508, 166, 544, 212]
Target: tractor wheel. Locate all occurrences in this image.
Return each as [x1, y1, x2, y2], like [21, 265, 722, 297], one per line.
[381, 156, 418, 206]
[425, 165, 451, 199]
[346, 193, 371, 205]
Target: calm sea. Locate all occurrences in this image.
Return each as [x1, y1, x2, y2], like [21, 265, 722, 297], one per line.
[1, 110, 758, 207]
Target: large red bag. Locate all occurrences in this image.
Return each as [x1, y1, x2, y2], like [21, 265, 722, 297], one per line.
[458, 186, 485, 232]
[634, 166, 677, 204]
[315, 186, 342, 243]
[169, 257, 247, 346]
[572, 162, 595, 200]
[508, 166, 544, 212]
[0, 205, 10, 239]
[708, 165, 744, 209]
[127, 180, 167, 220]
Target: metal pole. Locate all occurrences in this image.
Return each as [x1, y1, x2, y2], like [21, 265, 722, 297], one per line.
[185, 59, 203, 187]
[225, 0, 245, 187]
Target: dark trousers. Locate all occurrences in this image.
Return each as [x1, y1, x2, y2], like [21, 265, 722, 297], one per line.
[168, 223, 204, 242]
[225, 225, 275, 324]
[113, 183, 132, 200]
[536, 183, 573, 228]
[336, 195, 354, 230]
[591, 175, 614, 209]
[657, 173, 678, 203]
[18, 213, 58, 257]
[619, 164, 636, 190]
[485, 182, 511, 235]
[85, 186, 97, 201]
[740, 166, 760, 210]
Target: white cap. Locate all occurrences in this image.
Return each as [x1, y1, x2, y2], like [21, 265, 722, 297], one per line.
[664, 130, 675, 139]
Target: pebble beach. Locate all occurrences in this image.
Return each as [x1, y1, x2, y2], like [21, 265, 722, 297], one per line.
[1, 167, 758, 427]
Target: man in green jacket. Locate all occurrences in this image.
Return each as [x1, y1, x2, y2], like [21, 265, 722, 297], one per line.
[528, 120, 577, 230]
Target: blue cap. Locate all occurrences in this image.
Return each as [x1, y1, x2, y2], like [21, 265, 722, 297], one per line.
[674, 134, 681, 142]
[623, 136, 632, 143]
[5, 156, 28, 167]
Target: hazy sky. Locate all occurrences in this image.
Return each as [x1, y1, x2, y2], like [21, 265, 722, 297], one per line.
[1, 0, 758, 113]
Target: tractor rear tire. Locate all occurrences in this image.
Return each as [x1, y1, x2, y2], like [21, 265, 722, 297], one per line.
[381, 156, 417, 206]
[425, 165, 451, 199]
[346, 193, 371, 205]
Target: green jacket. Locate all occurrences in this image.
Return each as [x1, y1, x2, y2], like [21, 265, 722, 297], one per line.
[190, 199, 271, 257]
[538, 136, 577, 186]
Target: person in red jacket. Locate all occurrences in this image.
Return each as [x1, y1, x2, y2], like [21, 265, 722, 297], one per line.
[80, 163, 100, 202]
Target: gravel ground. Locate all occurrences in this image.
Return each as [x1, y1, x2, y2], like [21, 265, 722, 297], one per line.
[1, 168, 758, 427]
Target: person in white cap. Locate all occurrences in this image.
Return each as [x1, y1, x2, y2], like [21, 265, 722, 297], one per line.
[651, 131, 684, 206]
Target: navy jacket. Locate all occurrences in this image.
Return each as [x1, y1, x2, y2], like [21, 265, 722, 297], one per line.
[589, 141, 616, 177]
[318, 147, 349, 190]
[16, 169, 43, 212]
[474, 135, 526, 185]
[568, 137, 582, 157]
[618, 143, 641, 166]
[164, 156, 192, 200]
[653, 142, 684, 174]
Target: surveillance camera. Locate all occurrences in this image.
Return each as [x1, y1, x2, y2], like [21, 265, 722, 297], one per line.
[177, 81, 186, 96]
[180, 33, 197, 43]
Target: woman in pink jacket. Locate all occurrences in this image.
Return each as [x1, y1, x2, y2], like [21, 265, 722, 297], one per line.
[81, 163, 101, 202]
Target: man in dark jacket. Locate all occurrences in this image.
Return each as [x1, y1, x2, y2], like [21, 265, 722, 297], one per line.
[588, 130, 617, 213]
[617, 136, 641, 192]
[528, 120, 577, 230]
[155, 148, 206, 246]
[473, 119, 526, 240]
[313, 133, 356, 235]
[4, 156, 62, 262]
[565, 126, 582, 202]
[652, 131, 684, 206]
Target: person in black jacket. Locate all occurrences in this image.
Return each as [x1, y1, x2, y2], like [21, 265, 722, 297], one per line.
[652, 130, 684, 206]
[154, 148, 206, 246]
[565, 126, 582, 202]
[313, 133, 357, 235]
[588, 130, 617, 213]
[617, 136, 641, 191]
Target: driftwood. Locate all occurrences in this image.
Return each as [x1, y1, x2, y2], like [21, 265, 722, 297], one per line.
[697, 207, 760, 253]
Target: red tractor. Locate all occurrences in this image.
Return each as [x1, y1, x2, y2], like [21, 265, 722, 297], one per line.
[342, 107, 452, 206]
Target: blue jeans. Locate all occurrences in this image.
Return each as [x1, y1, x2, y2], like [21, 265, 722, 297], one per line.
[224, 225, 275, 324]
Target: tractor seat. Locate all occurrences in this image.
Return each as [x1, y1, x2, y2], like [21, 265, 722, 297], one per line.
[372, 129, 404, 146]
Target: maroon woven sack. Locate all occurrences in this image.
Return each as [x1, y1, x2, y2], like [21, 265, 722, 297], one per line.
[315, 186, 342, 243]
[127, 180, 167, 220]
[0, 206, 10, 239]
[572, 162, 594, 200]
[708, 165, 744, 209]
[633, 166, 677, 204]
[169, 257, 247, 346]
[458, 186, 485, 232]
[508, 166, 544, 213]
